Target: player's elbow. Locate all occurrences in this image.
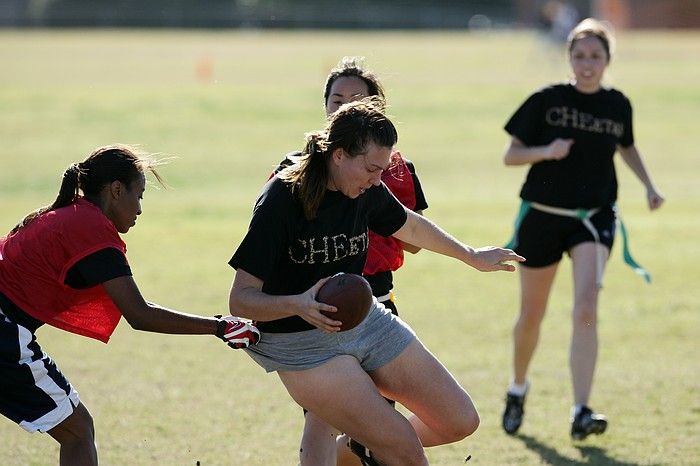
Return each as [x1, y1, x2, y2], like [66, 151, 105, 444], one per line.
[123, 313, 151, 332]
[503, 152, 518, 166]
[228, 289, 251, 318]
[504, 138, 525, 166]
[119, 301, 154, 332]
[228, 294, 241, 317]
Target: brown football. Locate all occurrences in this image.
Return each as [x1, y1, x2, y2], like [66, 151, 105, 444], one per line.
[317, 273, 373, 331]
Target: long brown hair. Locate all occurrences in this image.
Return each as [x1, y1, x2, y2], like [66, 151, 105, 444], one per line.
[279, 98, 398, 220]
[11, 144, 164, 234]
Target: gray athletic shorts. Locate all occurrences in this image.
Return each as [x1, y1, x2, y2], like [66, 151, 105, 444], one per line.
[244, 299, 416, 373]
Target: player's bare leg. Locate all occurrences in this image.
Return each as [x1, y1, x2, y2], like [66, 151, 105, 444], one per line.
[569, 242, 607, 405]
[280, 355, 428, 466]
[48, 402, 97, 466]
[369, 339, 479, 447]
[299, 411, 340, 466]
[568, 242, 609, 439]
[513, 262, 559, 384]
[503, 262, 558, 434]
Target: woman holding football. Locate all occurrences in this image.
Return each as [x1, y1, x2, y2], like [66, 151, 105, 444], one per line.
[228, 98, 523, 465]
[299, 57, 430, 466]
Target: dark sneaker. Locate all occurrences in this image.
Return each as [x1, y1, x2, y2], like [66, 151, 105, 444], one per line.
[571, 406, 608, 440]
[348, 438, 386, 466]
[502, 390, 527, 435]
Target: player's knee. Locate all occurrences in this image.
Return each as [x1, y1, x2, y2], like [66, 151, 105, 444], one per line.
[426, 407, 480, 445]
[459, 409, 481, 438]
[573, 301, 598, 326]
[50, 404, 95, 446]
[446, 409, 480, 442]
[74, 405, 95, 439]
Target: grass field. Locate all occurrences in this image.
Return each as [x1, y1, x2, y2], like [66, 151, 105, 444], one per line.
[0, 28, 698, 465]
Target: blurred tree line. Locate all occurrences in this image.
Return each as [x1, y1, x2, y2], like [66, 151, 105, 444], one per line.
[1, 0, 519, 28]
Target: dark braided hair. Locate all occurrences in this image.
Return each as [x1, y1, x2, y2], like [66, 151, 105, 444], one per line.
[11, 144, 163, 234]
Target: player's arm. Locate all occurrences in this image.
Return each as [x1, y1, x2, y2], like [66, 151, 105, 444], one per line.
[103, 275, 259, 347]
[617, 144, 665, 210]
[392, 209, 524, 272]
[503, 136, 573, 165]
[228, 269, 340, 332]
[399, 209, 423, 254]
[103, 275, 218, 334]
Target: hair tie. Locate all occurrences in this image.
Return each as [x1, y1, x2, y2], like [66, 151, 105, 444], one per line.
[63, 163, 78, 175]
[63, 163, 83, 187]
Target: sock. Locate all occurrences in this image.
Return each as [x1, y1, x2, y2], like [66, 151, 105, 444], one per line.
[508, 380, 529, 396]
[572, 404, 586, 418]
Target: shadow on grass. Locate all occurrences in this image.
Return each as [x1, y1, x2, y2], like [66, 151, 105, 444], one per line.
[514, 434, 663, 466]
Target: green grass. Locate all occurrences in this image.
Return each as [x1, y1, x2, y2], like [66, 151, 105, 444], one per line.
[1, 29, 698, 465]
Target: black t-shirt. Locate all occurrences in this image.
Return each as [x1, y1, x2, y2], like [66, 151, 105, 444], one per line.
[505, 83, 634, 208]
[364, 159, 428, 297]
[0, 247, 131, 331]
[64, 247, 132, 289]
[229, 175, 407, 333]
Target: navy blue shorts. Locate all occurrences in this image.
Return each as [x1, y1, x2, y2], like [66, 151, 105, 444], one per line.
[0, 306, 79, 432]
[513, 206, 616, 268]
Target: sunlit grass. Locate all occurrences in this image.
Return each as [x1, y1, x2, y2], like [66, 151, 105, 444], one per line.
[0, 29, 698, 465]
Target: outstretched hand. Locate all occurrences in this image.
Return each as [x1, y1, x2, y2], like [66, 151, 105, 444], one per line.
[470, 246, 525, 272]
[216, 316, 261, 349]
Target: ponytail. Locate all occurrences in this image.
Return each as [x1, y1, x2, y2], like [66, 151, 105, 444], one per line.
[279, 131, 330, 220]
[55, 163, 82, 208]
[10, 163, 83, 235]
[9, 144, 163, 235]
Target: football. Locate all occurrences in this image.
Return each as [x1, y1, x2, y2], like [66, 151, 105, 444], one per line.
[317, 273, 373, 331]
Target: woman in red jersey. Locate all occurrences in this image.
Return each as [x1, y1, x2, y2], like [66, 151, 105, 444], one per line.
[0, 144, 258, 466]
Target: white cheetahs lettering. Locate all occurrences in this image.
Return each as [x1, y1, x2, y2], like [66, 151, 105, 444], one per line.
[545, 106, 624, 138]
[288, 232, 368, 264]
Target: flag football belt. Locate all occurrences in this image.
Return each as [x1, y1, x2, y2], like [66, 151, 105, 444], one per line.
[375, 290, 395, 304]
[505, 201, 651, 288]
